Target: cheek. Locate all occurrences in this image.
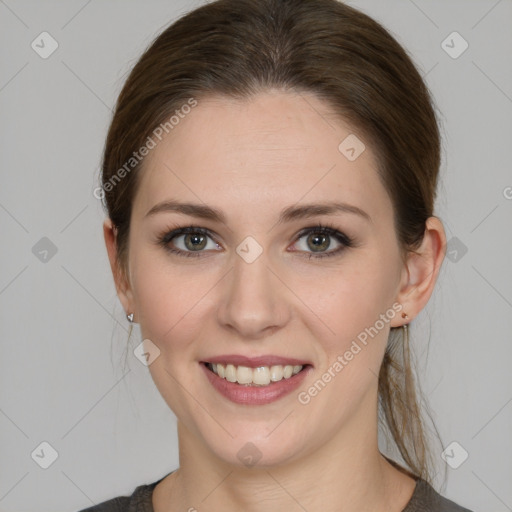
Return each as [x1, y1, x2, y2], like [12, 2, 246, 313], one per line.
[130, 258, 218, 420]
[300, 256, 400, 397]
[294, 267, 398, 418]
[308, 262, 396, 340]
[129, 242, 216, 337]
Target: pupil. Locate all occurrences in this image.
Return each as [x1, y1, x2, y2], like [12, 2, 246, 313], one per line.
[309, 233, 329, 252]
[185, 233, 206, 251]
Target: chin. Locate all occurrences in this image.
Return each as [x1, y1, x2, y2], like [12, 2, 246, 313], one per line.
[199, 424, 306, 469]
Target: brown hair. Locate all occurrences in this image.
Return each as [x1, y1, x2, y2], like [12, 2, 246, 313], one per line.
[101, 0, 442, 484]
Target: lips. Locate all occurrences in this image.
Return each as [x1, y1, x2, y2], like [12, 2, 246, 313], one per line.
[199, 354, 313, 405]
[201, 360, 312, 405]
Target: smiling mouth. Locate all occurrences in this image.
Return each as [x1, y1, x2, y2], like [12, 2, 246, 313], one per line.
[204, 362, 310, 387]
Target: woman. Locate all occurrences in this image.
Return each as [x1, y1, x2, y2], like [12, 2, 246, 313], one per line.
[80, 0, 474, 510]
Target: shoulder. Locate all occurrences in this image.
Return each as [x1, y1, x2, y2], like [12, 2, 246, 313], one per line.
[75, 475, 167, 512]
[404, 478, 475, 512]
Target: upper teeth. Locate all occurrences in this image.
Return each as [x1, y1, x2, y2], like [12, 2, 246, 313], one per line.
[209, 363, 303, 386]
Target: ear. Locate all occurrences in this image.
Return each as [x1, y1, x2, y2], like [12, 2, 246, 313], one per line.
[103, 218, 135, 318]
[391, 216, 446, 327]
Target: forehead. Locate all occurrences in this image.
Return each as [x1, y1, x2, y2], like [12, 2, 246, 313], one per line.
[133, 91, 391, 223]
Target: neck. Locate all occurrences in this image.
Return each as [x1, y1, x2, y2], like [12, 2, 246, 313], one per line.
[157, 411, 416, 512]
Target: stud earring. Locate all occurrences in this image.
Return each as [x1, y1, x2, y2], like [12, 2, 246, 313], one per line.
[126, 312, 134, 323]
[401, 311, 409, 330]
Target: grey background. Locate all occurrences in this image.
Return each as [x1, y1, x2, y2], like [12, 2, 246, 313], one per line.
[1, 1, 511, 511]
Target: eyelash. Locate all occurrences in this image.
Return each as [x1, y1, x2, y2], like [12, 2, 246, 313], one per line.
[156, 222, 355, 260]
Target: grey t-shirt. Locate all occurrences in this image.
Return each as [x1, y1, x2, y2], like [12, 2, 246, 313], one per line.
[77, 473, 474, 512]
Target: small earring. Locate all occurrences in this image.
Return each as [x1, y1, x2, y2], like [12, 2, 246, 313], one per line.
[126, 312, 134, 323]
[401, 311, 409, 330]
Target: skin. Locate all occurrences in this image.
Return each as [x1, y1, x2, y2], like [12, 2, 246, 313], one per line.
[104, 90, 446, 512]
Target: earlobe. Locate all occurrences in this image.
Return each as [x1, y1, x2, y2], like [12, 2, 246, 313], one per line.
[103, 218, 134, 315]
[392, 216, 447, 327]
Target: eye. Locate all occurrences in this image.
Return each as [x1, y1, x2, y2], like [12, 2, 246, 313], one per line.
[291, 223, 354, 259]
[158, 226, 221, 258]
[157, 223, 355, 259]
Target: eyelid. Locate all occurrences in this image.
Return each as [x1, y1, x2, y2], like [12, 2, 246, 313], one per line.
[293, 223, 353, 247]
[290, 223, 354, 259]
[160, 226, 219, 246]
[158, 226, 221, 258]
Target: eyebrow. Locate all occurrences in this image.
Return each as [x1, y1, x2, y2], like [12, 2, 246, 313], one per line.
[144, 199, 371, 224]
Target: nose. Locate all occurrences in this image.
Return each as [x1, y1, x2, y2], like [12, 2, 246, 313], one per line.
[216, 247, 291, 339]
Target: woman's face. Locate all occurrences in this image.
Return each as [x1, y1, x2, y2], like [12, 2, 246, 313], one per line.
[122, 91, 408, 467]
